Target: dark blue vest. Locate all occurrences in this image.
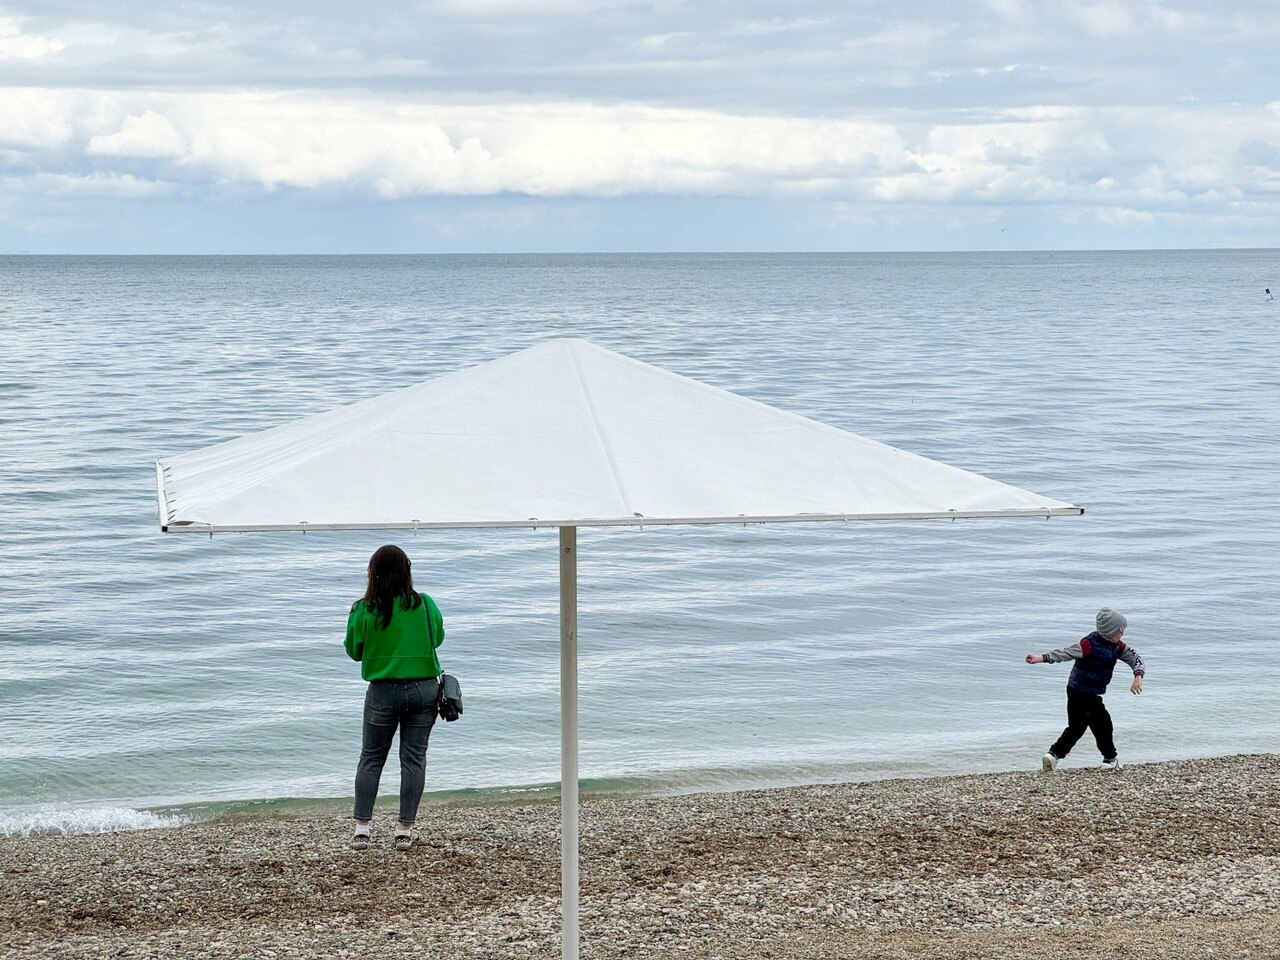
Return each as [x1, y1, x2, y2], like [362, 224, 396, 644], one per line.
[1068, 632, 1124, 695]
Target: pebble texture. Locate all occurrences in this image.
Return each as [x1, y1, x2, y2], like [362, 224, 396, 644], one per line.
[3, 755, 1278, 959]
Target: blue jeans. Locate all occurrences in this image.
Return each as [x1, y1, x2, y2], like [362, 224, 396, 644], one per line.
[353, 677, 440, 824]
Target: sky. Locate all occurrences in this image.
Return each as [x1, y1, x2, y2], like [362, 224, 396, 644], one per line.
[1, 0, 1278, 252]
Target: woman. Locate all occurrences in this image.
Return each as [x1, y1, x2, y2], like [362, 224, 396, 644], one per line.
[344, 544, 445, 851]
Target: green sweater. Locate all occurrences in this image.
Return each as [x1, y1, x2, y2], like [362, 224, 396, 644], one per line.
[344, 592, 444, 681]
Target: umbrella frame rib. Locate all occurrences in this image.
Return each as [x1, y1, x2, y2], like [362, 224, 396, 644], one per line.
[158, 505, 1082, 534]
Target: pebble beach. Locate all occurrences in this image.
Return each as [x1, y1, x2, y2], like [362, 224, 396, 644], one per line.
[3, 754, 1277, 959]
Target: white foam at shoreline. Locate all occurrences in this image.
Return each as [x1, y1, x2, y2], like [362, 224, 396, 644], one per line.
[0, 805, 189, 837]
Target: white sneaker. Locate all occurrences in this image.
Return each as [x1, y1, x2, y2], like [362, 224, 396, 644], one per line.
[1041, 753, 1059, 773]
[1100, 757, 1122, 772]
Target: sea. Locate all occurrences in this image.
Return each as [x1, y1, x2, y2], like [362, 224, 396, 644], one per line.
[2, 251, 1278, 836]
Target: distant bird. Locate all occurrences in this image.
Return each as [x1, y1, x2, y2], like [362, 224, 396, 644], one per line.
[1268, 288, 1274, 300]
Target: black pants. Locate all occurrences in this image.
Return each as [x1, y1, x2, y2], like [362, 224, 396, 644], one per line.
[1049, 686, 1116, 761]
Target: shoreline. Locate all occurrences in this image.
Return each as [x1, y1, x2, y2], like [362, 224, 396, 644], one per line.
[12, 745, 1265, 837]
[4, 754, 1278, 959]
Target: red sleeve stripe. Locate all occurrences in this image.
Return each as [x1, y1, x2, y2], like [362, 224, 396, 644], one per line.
[1080, 637, 1092, 658]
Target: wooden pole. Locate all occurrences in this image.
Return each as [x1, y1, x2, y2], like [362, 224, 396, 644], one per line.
[559, 525, 579, 960]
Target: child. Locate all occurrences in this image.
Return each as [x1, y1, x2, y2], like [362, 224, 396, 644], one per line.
[1025, 608, 1146, 772]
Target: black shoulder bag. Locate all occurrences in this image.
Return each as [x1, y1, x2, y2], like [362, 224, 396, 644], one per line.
[437, 673, 463, 722]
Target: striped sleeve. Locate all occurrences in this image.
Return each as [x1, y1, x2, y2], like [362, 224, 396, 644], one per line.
[1042, 640, 1086, 664]
[1118, 642, 1146, 677]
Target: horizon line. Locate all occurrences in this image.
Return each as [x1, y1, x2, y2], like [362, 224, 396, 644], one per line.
[3, 246, 1278, 257]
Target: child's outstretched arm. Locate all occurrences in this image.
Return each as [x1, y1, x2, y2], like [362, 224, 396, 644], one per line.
[1025, 640, 1086, 665]
[1119, 643, 1146, 695]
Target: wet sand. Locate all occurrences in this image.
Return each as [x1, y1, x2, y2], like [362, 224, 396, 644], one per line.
[3, 754, 1278, 959]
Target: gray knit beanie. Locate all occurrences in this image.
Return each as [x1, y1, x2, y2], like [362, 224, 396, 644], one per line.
[1096, 607, 1128, 638]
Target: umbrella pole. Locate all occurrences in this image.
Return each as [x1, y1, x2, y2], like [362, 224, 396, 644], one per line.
[559, 525, 579, 960]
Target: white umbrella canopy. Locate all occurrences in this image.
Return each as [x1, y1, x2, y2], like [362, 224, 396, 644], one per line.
[156, 338, 1081, 960]
[157, 338, 1080, 532]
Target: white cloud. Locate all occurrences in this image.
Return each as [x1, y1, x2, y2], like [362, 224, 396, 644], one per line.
[1064, 0, 1191, 37]
[1, 88, 1278, 243]
[982, 0, 1028, 20]
[842, 23, 948, 51]
[730, 17, 831, 36]
[4, 171, 172, 198]
[0, 16, 65, 60]
[1092, 205, 1158, 225]
[428, 0, 622, 13]
[0, 88, 80, 148]
[2, 91, 914, 198]
[87, 111, 187, 158]
[635, 32, 695, 50]
[1066, 2, 1138, 37]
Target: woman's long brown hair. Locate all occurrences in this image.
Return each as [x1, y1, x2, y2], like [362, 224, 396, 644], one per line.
[360, 544, 422, 630]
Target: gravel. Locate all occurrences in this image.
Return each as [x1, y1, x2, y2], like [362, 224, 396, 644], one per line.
[3, 754, 1278, 959]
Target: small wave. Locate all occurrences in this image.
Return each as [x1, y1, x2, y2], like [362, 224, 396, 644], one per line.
[0, 805, 189, 838]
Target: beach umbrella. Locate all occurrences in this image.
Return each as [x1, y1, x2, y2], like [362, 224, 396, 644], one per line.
[156, 338, 1081, 959]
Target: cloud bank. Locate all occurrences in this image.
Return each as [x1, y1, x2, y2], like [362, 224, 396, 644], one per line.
[8, 89, 1279, 211]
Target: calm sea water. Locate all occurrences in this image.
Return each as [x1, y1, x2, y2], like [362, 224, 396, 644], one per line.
[2, 252, 1278, 835]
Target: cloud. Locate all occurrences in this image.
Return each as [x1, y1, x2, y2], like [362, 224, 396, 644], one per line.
[1091, 204, 1158, 225]
[730, 17, 833, 36]
[3, 1, 1277, 114]
[87, 110, 187, 158]
[636, 32, 695, 50]
[0, 88, 79, 149]
[1238, 139, 1280, 170]
[0, 89, 1277, 226]
[0, 90, 914, 197]
[0, 2, 1277, 248]
[0, 16, 65, 60]
[4, 171, 172, 198]
[1064, 0, 1190, 38]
